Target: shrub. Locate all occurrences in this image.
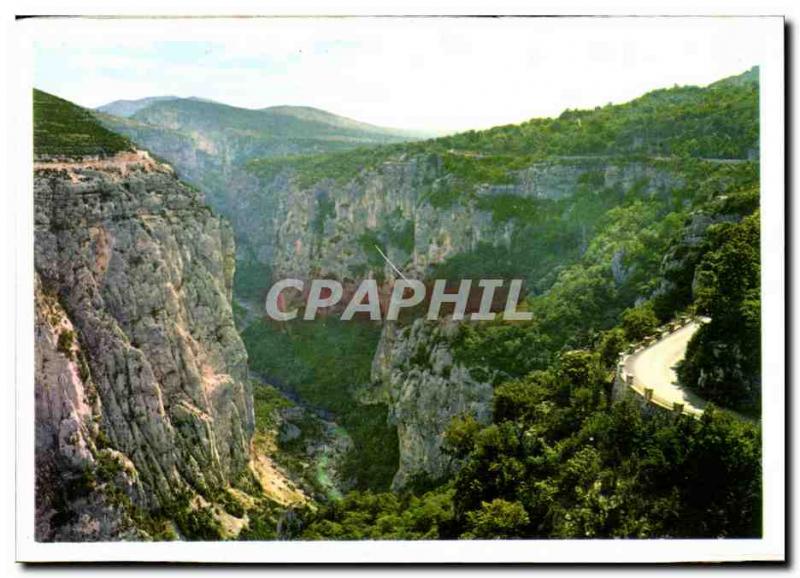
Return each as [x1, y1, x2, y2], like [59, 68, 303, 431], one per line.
[462, 499, 530, 539]
[621, 303, 659, 341]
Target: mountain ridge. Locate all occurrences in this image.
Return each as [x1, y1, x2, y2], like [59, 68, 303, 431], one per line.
[97, 96, 434, 140]
[96, 96, 179, 117]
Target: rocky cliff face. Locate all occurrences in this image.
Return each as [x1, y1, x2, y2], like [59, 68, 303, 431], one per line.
[100, 103, 690, 494]
[264, 156, 684, 281]
[366, 319, 493, 490]
[258, 155, 684, 489]
[266, 154, 485, 278]
[34, 150, 254, 540]
[95, 108, 687, 283]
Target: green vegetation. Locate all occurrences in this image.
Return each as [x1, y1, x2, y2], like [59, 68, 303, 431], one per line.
[297, 217, 764, 538]
[248, 146, 404, 188]
[439, 376, 761, 538]
[300, 351, 761, 539]
[292, 70, 762, 539]
[302, 488, 457, 539]
[385, 209, 415, 254]
[252, 381, 293, 434]
[678, 212, 761, 415]
[247, 67, 757, 197]
[145, 490, 230, 541]
[312, 194, 336, 235]
[462, 499, 531, 539]
[249, 379, 335, 499]
[50, 450, 181, 541]
[34, 89, 134, 157]
[621, 303, 660, 341]
[56, 329, 75, 358]
[441, 153, 527, 185]
[445, 162, 758, 384]
[230, 68, 764, 540]
[241, 318, 399, 490]
[430, 69, 758, 160]
[233, 258, 273, 306]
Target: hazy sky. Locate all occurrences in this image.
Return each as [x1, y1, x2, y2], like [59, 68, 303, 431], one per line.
[32, 17, 770, 133]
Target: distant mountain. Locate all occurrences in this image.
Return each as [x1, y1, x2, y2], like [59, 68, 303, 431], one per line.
[93, 96, 433, 176]
[96, 96, 180, 118]
[97, 96, 432, 142]
[259, 105, 431, 139]
[92, 96, 429, 260]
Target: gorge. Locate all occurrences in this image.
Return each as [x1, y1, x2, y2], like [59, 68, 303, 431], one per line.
[33, 66, 763, 540]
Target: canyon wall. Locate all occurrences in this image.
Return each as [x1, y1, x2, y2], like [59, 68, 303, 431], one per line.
[258, 156, 684, 488]
[366, 318, 493, 490]
[34, 150, 254, 540]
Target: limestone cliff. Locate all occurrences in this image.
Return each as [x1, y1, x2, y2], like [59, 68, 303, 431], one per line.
[34, 149, 255, 540]
[264, 156, 684, 281]
[366, 319, 493, 490]
[260, 155, 684, 489]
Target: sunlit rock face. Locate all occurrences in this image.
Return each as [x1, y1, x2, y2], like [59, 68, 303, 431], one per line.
[34, 151, 253, 540]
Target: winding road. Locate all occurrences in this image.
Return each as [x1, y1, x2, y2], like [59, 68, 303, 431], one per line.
[622, 320, 709, 417]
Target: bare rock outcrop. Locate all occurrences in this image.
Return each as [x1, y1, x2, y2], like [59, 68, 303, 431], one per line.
[367, 319, 493, 490]
[34, 151, 254, 540]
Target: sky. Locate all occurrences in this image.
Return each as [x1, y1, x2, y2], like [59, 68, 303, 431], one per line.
[32, 17, 770, 134]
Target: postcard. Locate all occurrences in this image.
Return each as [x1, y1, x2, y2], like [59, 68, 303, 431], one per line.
[12, 13, 785, 564]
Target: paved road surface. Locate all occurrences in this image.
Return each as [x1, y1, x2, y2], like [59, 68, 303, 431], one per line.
[624, 321, 708, 416]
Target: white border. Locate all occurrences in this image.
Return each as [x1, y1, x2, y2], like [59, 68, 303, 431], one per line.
[10, 14, 785, 564]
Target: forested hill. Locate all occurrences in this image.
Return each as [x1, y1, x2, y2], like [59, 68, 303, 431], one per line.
[432, 65, 758, 158]
[248, 66, 758, 184]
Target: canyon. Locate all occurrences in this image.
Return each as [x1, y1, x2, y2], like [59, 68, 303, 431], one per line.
[32, 65, 761, 539]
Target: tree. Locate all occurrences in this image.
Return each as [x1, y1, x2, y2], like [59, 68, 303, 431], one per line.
[492, 371, 555, 423]
[678, 213, 761, 414]
[598, 327, 626, 369]
[621, 303, 659, 341]
[443, 414, 482, 459]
